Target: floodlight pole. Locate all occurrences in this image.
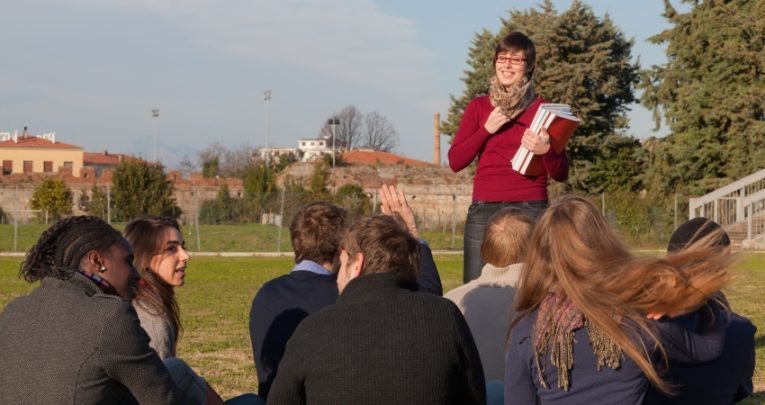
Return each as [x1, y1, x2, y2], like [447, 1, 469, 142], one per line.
[264, 90, 272, 170]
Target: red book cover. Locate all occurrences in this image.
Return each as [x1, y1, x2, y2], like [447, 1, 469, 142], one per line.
[519, 109, 579, 176]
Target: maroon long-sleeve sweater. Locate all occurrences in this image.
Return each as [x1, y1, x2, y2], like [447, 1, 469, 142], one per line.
[448, 96, 569, 202]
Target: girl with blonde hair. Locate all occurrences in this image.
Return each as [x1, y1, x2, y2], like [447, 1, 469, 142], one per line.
[505, 195, 730, 404]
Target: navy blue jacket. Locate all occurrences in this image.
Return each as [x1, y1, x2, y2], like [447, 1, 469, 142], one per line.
[248, 242, 442, 399]
[505, 303, 727, 405]
[643, 311, 756, 405]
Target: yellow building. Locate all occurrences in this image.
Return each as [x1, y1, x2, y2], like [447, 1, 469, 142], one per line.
[0, 132, 83, 177]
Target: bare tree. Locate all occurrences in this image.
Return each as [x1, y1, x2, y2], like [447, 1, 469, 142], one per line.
[319, 105, 363, 150]
[362, 111, 398, 152]
[197, 142, 256, 178]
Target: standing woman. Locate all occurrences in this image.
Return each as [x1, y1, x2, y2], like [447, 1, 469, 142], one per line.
[448, 31, 569, 283]
[0, 216, 197, 404]
[123, 215, 190, 359]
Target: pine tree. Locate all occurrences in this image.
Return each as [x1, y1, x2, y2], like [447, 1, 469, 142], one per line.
[640, 0, 765, 194]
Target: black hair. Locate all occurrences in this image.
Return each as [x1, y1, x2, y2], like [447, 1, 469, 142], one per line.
[21, 216, 123, 282]
[667, 217, 731, 253]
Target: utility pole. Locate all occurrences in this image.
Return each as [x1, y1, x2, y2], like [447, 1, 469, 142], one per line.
[264, 90, 272, 170]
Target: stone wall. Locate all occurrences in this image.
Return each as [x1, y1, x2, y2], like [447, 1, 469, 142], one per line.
[0, 163, 472, 228]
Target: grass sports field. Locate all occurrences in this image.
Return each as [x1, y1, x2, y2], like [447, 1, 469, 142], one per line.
[1, 253, 763, 403]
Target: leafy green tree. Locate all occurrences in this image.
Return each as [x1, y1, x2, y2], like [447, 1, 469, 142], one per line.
[202, 157, 220, 178]
[443, 0, 642, 193]
[80, 184, 109, 220]
[334, 184, 372, 220]
[31, 179, 73, 221]
[639, 0, 765, 194]
[308, 161, 331, 200]
[243, 164, 275, 206]
[112, 161, 180, 221]
[199, 184, 243, 224]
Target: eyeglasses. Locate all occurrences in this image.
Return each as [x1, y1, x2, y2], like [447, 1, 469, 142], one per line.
[496, 55, 526, 65]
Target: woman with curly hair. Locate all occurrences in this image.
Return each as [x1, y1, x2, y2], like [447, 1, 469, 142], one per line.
[0, 216, 199, 403]
[505, 196, 731, 404]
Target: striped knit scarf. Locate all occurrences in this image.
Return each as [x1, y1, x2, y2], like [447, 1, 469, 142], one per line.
[532, 288, 622, 390]
[488, 75, 536, 120]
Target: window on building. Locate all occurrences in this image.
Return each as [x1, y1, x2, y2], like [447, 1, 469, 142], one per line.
[301, 142, 306, 146]
[43, 161, 53, 173]
[2, 160, 12, 175]
[63, 161, 73, 168]
[23, 161, 33, 173]
[310, 142, 315, 146]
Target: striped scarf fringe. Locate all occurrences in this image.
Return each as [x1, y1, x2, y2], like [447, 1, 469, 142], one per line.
[532, 288, 622, 391]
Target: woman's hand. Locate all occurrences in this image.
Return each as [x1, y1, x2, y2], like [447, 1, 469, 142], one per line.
[522, 128, 551, 155]
[483, 106, 510, 134]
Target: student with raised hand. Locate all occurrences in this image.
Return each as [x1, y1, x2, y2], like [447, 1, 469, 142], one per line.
[0, 216, 200, 404]
[643, 217, 756, 405]
[444, 207, 533, 404]
[379, 184, 443, 295]
[249, 201, 347, 400]
[505, 196, 732, 405]
[268, 214, 485, 405]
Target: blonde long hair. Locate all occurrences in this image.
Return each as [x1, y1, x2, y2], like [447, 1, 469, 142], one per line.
[512, 195, 732, 393]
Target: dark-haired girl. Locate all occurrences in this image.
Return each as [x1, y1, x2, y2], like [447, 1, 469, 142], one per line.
[0, 216, 199, 404]
[448, 31, 569, 284]
[124, 215, 189, 359]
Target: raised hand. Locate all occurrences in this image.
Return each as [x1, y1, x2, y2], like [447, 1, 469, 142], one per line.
[483, 106, 511, 134]
[379, 184, 419, 239]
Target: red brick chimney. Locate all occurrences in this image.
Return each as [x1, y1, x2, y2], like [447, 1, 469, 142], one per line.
[433, 113, 441, 166]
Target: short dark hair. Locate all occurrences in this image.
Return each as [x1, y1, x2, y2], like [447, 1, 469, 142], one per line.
[494, 31, 536, 79]
[21, 216, 123, 282]
[290, 202, 347, 266]
[481, 207, 534, 267]
[341, 214, 420, 284]
[668, 217, 731, 253]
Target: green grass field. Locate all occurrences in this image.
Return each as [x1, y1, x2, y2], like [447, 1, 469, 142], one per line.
[0, 254, 762, 403]
[0, 223, 462, 253]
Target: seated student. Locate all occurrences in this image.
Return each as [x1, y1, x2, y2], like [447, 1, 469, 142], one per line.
[125, 216, 260, 405]
[267, 214, 486, 404]
[0, 216, 201, 404]
[643, 217, 756, 405]
[248, 186, 441, 399]
[445, 208, 532, 387]
[505, 196, 732, 405]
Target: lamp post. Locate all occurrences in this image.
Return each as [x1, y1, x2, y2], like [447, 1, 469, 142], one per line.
[327, 117, 339, 168]
[264, 90, 272, 170]
[152, 108, 159, 162]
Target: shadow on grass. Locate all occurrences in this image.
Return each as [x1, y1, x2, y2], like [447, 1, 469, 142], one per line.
[756, 335, 765, 349]
[739, 391, 765, 405]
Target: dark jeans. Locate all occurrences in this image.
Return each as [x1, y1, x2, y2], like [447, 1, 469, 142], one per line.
[463, 200, 547, 284]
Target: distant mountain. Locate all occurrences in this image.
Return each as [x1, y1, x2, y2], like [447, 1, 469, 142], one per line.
[127, 136, 199, 170]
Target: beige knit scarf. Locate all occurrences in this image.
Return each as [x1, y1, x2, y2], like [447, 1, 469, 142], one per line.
[488, 75, 536, 120]
[532, 288, 622, 391]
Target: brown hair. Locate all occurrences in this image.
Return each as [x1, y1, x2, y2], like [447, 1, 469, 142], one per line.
[290, 202, 347, 268]
[495, 31, 536, 78]
[481, 208, 534, 267]
[123, 215, 182, 342]
[512, 195, 731, 393]
[341, 214, 420, 284]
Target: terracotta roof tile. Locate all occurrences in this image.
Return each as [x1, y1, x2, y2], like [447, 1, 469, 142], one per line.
[0, 136, 82, 149]
[341, 149, 432, 167]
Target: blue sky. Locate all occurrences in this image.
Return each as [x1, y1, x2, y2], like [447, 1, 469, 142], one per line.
[0, 0, 680, 167]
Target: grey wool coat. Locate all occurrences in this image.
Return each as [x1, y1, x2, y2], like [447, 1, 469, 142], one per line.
[0, 272, 198, 405]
